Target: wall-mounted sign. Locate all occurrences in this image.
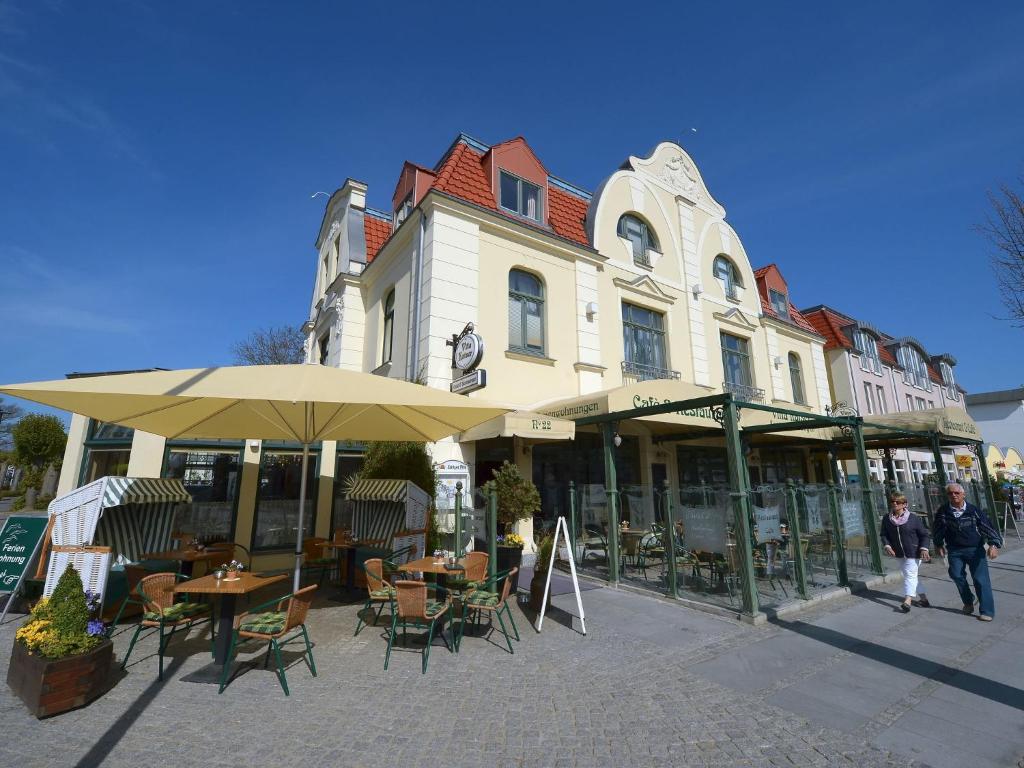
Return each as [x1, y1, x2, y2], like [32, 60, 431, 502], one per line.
[955, 454, 974, 468]
[451, 369, 486, 395]
[454, 333, 484, 371]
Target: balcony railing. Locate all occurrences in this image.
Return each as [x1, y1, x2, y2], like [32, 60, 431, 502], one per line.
[622, 361, 681, 383]
[722, 380, 766, 403]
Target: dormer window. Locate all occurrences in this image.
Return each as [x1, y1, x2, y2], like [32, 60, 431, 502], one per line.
[617, 214, 660, 267]
[940, 361, 958, 401]
[898, 345, 931, 390]
[769, 289, 790, 319]
[394, 192, 413, 227]
[713, 256, 742, 300]
[853, 329, 882, 375]
[499, 171, 541, 222]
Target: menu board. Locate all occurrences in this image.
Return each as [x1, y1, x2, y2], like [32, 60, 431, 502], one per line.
[841, 501, 865, 538]
[680, 505, 726, 552]
[804, 495, 824, 533]
[0, 515, 48, 592]
[754, 505, 781, 544]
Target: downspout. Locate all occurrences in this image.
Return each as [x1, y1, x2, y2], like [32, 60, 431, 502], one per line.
[408, 209, 425, 383]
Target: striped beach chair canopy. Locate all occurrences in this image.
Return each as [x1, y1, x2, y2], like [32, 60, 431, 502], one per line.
[49, 476, 192, 563]
[347, 479, 429, 544]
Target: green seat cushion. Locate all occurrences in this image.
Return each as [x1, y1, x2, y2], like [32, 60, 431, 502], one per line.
[239, 611, 287, 635]
[369, 587, 395, 599]
[464, 589, 500, 607]
[144, 601, 208, 622]
[424, 600, 447, 618]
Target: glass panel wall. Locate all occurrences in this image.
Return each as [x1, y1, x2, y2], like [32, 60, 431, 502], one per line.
[164, 446, 243, 543]
[330, 453, 365, 535]
[79, 419, 134, 485]
[252, 450, 319, 551]
[838, 484, 873, 580]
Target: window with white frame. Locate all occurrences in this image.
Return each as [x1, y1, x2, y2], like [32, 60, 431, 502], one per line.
[713, 256, 742, 300]
[720, 332, 754, 388]
[863, 382, 874, 415]
[898, 345, 932, 390]
[788, 353, 805, 404]
[769, 289, 790, 319]
[895, 460, 908, 484]
[940, 361, 958, 400]
[876, 385, 887, 414]
[916, 397, 926, 410]
[617, 214, 660, 266]
[906, 394, 914, 411]
[508, 269, 544, 354]
[394, 192, 413, 227]
[853, 329, 882, 374]
[624, 303, 668, 372]
[868, 459, 884, 482]
[499, 171, 542, 222]
[318, 335, 329, 366]
[382, 289, 395, 364]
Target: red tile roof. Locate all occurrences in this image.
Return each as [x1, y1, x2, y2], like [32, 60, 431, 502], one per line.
[429, 140, 591, 248]
[758, 297, 821, 335]
[432, 143, 497, 210]
[548, 186, 589, 245]
[364, 214, 392, 262]
[802, 307, 854, 350]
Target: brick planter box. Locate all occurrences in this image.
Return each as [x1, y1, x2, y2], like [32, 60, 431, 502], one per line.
[7, 638, 113, 718]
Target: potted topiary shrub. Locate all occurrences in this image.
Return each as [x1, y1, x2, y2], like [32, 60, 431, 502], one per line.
[529, 534, 555, 611]
[483, 461, 541, 593]
[7, 564, 112, 718]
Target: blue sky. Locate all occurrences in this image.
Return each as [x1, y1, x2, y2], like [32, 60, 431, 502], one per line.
[1, 1, 1022, 424]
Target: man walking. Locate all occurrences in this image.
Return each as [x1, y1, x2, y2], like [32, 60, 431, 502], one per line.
[933, 483, 1002, 621]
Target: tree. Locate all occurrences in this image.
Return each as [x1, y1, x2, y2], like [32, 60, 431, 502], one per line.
[359, 442, 437, 501]
[231, 325, 305, 365]
[482, 460, 541, 531]
[12, 414, 66, 476]
[980, 176, 1024, 326]
[0, 397, 24, 451]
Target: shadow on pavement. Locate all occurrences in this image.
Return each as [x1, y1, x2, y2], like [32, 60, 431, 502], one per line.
[770, 616, 1024, 712]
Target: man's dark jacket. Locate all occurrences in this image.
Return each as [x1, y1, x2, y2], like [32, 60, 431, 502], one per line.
[932, 502, 1003, 550]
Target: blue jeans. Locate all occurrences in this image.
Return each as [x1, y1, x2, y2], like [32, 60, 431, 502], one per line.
[947, 545, 994, 617]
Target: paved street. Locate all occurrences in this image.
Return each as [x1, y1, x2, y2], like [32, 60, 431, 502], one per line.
[1, 541, 1022, 768]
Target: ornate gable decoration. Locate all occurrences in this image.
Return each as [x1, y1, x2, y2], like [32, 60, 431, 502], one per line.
[628, 143, 725, 217]
[714, 307, 758, 330]
[613, 274, 678, 305]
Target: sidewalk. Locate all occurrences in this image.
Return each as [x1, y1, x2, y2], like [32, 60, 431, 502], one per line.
[0, 542, 1021, 767]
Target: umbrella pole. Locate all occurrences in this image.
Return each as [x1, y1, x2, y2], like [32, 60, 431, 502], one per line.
[294, 443, 310, 592]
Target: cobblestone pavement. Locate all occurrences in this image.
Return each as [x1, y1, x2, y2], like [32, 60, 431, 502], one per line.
[2, 541, 1022, 768]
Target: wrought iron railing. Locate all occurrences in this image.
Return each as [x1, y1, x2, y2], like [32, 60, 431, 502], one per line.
[722, 380, 765, 403]
[622, 361, 681, 383]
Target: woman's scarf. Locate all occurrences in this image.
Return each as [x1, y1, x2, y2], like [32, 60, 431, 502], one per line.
[889, 509, 911, 526]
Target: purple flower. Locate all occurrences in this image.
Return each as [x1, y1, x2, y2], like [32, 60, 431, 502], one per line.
[87, 620, 105, 637]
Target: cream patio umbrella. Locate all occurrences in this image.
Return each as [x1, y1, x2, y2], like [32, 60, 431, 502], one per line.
[1, 364, 510, 589]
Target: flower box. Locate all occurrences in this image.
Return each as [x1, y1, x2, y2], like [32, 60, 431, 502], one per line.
[7, 637, 113, 718]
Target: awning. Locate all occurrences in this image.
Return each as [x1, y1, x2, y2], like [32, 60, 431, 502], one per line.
[346, 479, 414, 502]
[538, 379, 720, 436]
[100, 477, 192, 508]
[458, 410, 575, 443]
[863, 407, 982, 443]
[537, 379, 833, 441]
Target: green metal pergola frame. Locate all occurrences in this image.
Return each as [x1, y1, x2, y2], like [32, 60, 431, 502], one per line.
[572, 392, 878, 619]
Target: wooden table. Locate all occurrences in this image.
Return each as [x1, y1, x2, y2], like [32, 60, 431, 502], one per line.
[173, 572, 288, 667]
[143, 547, 225, 577]
[397, 556, 465, 577]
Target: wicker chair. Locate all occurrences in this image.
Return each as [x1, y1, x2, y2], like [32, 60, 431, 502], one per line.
[120, 572, 213, 681]
[354, 558, 396, 636]
[384, 580, 453, 674]
[302, 537, 334, 586]
[456, 567, 520, 654]
[218, 585, 318, 696]
[444, 551, 489, 593]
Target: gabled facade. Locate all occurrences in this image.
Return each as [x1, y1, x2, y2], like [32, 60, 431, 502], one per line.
[307, 134, 835, 537]
[801, 304, 974, 483]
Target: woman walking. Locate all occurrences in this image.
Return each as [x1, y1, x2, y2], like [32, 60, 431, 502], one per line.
[880, 493, 931, 612]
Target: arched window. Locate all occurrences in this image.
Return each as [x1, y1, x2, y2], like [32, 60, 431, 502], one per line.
[853, 329, 882, 375]
[381, 289, 395, 364]
[617, 214, 660, 266]
[508, 270, 544, 354]
[713, 256, 742, 299]
[788, 353, 806, 405]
